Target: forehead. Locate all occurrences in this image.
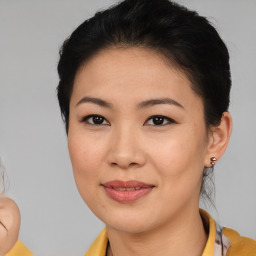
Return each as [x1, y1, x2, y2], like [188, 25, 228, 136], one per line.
[75, 46, 186, 83]
[72, 47, 201, 108]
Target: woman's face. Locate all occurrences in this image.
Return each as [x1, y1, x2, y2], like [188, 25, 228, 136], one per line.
[68, 47, 212, 233]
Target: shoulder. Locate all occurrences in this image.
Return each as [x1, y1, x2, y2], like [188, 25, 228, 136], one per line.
[5, 240, 33, 256]
[223, 227, 256, 256]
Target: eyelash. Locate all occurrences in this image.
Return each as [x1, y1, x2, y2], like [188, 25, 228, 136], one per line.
[80, 114, 176, 126]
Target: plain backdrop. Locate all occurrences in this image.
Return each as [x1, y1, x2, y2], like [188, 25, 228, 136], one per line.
[0, 0, 255, 255]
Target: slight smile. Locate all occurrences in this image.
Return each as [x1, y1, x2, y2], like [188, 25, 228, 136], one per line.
[102, 180, 155, 204]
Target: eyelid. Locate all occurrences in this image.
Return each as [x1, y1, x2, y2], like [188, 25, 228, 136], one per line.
[144, 115, 176, 126]
[80, 114, 110, 125]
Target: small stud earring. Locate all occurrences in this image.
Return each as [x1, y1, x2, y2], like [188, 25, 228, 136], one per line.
[210, 157, 217, 166]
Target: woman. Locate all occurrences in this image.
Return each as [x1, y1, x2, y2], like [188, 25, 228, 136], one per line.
[0, 161, 33, 256]
[57, 0, 256, 255]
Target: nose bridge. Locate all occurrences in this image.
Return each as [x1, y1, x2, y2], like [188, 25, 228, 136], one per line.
[108, 122, 145, 168]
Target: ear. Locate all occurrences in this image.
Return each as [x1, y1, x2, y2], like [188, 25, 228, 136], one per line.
[204, 112, 232, 167]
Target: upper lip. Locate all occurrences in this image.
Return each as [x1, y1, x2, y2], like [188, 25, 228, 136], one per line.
[102, 180, 155, 188]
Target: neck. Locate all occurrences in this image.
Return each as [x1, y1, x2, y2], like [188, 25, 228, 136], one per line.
[107, 208, 207, 256]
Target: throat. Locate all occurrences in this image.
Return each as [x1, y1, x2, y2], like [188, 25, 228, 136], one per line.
[106, 212, 208, 256]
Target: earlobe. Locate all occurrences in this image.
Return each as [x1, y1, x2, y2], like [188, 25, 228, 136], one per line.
[204, 112, 232, 168]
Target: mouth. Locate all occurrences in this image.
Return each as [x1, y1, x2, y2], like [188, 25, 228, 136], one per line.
[110, 187, 142, 191]
[101, 180, 155, 203]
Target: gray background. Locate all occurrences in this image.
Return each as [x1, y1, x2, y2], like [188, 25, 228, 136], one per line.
[0, 0, 255, 255]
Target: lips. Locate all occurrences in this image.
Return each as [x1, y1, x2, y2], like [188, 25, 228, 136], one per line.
[102, 180, 154, 203]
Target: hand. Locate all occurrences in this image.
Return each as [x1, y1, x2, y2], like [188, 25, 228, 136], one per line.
[0, 196, 20, 256]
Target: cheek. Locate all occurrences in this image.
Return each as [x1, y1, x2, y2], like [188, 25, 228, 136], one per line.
[68, 132, 104, 198]
[150, 135, 206, 218]
[152, 127, 207, 186]
[68, 129, 102, 173]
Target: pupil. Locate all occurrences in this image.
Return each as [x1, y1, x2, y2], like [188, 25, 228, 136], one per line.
[153, 116, 164, 125]
[93, 116, 103, 124]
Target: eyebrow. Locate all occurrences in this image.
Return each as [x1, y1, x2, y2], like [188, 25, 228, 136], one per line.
[76, 96, 113, 108]
[137, 98, 184, 109]
[76, 96, 184, 109]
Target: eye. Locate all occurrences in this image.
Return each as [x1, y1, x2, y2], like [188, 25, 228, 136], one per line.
[80, 115, 110, 125]
[145, 115, 175, 126]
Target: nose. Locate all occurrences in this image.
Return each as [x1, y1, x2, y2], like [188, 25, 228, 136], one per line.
[107, 125, 146, 169]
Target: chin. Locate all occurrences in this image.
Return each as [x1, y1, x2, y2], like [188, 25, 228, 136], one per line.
[107, 220, 151, 234]
[97, 208, 158, 234]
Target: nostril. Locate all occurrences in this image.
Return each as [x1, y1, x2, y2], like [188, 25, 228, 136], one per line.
[110, 161, 139, 169]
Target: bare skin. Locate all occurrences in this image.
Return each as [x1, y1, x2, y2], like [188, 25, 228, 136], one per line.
[0, 196, 20, 256]
[68, 47, 232, 256]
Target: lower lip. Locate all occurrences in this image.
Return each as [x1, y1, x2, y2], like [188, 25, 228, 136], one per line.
[103, 187, 153, 203]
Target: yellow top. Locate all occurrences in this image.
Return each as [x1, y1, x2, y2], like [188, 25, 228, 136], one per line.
[84, 209, 256, 256]
[223, 228, 256, 256]
[5, 240, 33, 256]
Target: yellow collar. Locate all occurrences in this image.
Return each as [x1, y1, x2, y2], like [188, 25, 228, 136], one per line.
[6, 240, 33, 256]
[200, 209, 216, 256]
[85, 228, 108, 256]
